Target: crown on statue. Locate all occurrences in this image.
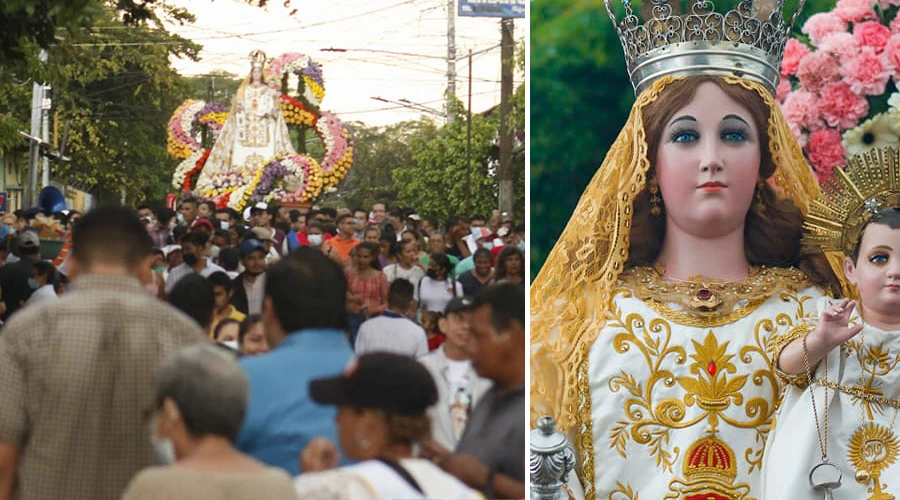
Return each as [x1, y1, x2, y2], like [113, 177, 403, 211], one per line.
[249, 50, 267, 69]
[604, 0, 805, 96]
[804, 147, 900, 256]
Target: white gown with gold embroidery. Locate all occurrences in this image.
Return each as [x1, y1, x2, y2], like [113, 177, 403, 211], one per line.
[195, 83, 295, 192]
[582, 266, 824, 500]
[763, 298, 900, 500]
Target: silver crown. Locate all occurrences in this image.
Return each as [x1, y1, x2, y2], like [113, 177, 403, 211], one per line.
[605, 0, 806, 96]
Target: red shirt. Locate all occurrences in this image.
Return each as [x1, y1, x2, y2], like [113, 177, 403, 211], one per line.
[428, 332, 446, 351]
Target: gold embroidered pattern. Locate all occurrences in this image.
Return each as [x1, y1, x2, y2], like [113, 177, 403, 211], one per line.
[578, 343, 597, 500]
[664, 435, 752, 500]
[620, 266, 810, 327]
[770, 322, 815, 389]
[609, 482, 638, 500]
[605, 289, 787, 475]
[848, 422, 899, 500]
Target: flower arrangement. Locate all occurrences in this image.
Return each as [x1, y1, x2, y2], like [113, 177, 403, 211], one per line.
[168, 51, 354, 207]
[267, 53, 326, 107]
[316, 111, 355, 189]
[193, 103, 229, 141]
[280, 94, 318, 127]
[780, 0, 900, 180]
[167, 100, 206, 159]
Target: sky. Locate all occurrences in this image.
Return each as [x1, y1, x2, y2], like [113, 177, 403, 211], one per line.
[161, 0, 524, 126]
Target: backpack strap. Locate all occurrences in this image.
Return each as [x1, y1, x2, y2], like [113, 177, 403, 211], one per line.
[375, 458, 424, 495]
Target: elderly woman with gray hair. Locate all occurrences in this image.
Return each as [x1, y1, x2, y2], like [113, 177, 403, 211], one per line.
[120, 345, 296, 500]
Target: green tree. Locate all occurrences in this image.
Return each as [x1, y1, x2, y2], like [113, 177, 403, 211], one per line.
[393, 98, 525, 226]
[530, 0, 839, 277]
[333, 120, 423, 211]
[0, 6, 199, 202]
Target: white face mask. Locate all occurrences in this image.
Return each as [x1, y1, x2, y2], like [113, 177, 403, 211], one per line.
[150, 431, 176, 465]
[482, 242, 494, 251]
[210, 245, 221, 260]
[221, 340, 239, 351]
[220, 221, 230, 230]
[176, 213, 185, 224]
[308, 234, 323, 246]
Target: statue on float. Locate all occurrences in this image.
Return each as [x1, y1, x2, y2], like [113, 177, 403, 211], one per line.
[196, 50, 295, 192]
[167, 49, 354, 211]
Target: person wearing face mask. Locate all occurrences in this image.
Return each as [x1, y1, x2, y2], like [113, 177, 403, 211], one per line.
[25, 260, 58, 307]
[121, 345, 296, 500]
[416, 253, 463, 314]
[306, 221, 344, 266]
[165, 232, 225, 295]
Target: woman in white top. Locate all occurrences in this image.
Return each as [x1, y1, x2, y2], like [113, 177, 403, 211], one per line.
[383, 239, 426, 286]
[415, 253, 464, 313]
[295, 352, 483, 500]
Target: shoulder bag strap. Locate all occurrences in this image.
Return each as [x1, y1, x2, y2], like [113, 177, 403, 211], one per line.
[375, 458, 424, 495]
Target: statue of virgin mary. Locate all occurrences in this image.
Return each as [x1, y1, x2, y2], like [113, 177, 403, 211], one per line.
[195, 50, 295, 193]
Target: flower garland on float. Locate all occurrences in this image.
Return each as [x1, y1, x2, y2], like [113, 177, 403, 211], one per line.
[166, 52, 355, 211]
[779, 0, 900, 180]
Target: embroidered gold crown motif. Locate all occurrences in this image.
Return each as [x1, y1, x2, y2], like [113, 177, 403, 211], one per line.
[604, 0, 805, 95]
[804, 146, 900, 256]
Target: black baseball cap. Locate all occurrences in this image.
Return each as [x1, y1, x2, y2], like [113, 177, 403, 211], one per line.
[309, 353, 438, 415]
[445, 296, 475, 315]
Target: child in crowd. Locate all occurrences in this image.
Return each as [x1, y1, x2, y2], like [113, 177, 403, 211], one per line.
[765, 207, 900, 498]
[420, 310, 445, 352]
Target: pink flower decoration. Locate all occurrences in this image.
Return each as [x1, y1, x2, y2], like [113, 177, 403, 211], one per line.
[833, 0, 877, 23]
[806, 129, 845, 180]
[840, 47, 893, 95]
[797, 52, 841, 93]
[882, 0, 900, 8]
[782, 39, 810, 76]
[886, 35, 900, 73]
[818, 32, 861, 59]
[892, 16, 900, 34]
[854, 21, 892, 52]
[781, 90, 824, 131]
[790, 122, 809, 148]
[776, 79, 792, 103]
[819, 82, 869, 129]
[802, 13, 848, 46]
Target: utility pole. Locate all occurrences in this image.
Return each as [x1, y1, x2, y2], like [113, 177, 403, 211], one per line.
[41, 85, 51, 189]
[25, 49, 48, 209]
[498, 18, 514, 215]
[446, 0, 457, 124]
[466, 49, 473, 215]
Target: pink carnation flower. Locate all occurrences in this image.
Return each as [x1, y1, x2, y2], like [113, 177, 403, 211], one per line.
[782, 39, 810, 76]
[840, 47, 894, 94]
[797, 51, 841, 92]
[854, 21, 892, 52]
[776, 79, 792, 103]
[833, 0, 877, 23]
[887, 35, 900, 77]
[882, 0, 900, 8]
[781, 90, 823, 131]
[790, 122, 809, 148]
[818, 82, 869, 129]
[892, 16, 900, 33]
[818, 32, 861, 59]
[806, 129, 845, 180]
[802, 13, 848, 46]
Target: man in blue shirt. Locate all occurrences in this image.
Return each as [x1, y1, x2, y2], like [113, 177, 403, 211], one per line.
[234, 246, 353, 475]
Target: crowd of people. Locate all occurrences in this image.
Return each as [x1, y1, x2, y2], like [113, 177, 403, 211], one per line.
[0, 199, 526, 500]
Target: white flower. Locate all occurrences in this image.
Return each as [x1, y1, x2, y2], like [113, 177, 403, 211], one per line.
[843, 112, 900, 158]
[889, 92, 900, 110]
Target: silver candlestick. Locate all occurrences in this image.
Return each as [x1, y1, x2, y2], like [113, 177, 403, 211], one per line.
[530, 415, 575, 500]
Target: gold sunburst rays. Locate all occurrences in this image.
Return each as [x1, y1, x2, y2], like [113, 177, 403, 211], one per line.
[803, 147, 900, 256]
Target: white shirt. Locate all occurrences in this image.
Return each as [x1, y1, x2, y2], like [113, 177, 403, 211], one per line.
[415, 277, 464, 313]
[354, 312, 428, 358]
[243, 272, 266, 316]
[418, 346, 492, 450]
[383, 263, 426, 286]
[164, 258, 225, 294]
[26, 284, 57, 307]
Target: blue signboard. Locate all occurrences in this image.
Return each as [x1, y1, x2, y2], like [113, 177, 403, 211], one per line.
[458, 0, 525, 18]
